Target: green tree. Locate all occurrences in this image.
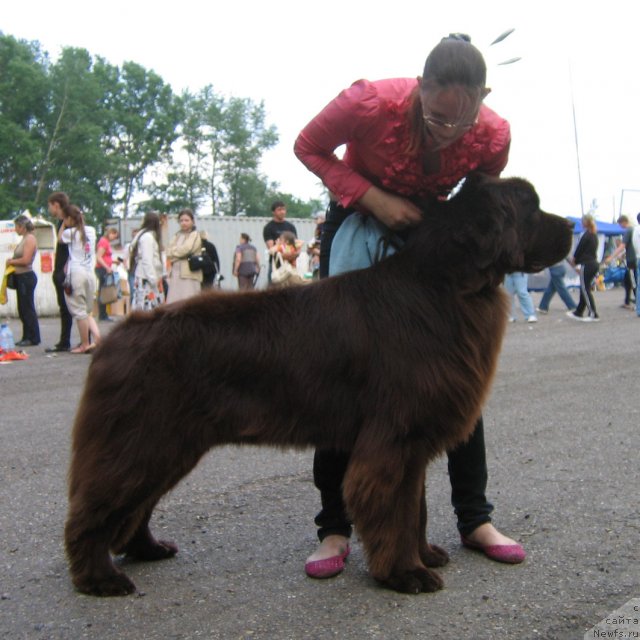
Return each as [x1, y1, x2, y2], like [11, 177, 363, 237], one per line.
[102, 61, 182, 217]
[219, 97, 278, 216]
[0, 34, 49, 217]
[36, 48, 115, 223]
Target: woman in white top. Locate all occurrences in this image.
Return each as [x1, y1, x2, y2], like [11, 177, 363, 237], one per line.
[58, 205, 101, 354]
[130, 211, 164, 311]
[165, 208, 202, 303]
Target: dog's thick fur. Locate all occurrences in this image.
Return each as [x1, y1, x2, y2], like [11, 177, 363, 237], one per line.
[65, 174, 573, 596]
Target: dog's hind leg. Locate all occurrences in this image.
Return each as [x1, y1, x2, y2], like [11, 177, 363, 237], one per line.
[343, 441, 444, 594]
[418, 480, 449, 568]
[114, 501, 178, 561]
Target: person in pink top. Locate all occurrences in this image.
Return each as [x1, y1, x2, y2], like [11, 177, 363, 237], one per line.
[95, 227, 119, 321]
[295, 34, 525, 580]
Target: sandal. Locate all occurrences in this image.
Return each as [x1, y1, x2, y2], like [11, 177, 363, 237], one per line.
[71, 344, 96, 355]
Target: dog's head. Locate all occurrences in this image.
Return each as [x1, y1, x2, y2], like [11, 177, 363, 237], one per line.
[415, 173, 574, 289]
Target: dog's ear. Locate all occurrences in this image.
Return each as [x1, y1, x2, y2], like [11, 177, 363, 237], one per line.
[450, 175, 518, 270]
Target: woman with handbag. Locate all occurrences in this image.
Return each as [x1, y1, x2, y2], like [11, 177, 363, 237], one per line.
[59, 205, 101, 354]
[130, 212, 165, 311]
[165, 209, 202, 303]
[95, 227, 119, 321]
[5, 215, 41, 347]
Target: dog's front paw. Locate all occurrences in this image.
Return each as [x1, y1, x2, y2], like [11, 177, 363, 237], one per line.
[73, 571, 137, 597]
[380, 566, 444, 594]
[421, 543, 449, 567]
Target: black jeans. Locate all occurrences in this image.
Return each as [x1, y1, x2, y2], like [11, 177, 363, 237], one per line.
[95, 267, 110, 319]
[53, 271, 73, 348]
[624, 260, 637, 305]
[14, 271, 41, 344]
[575, 260, 599, 318]
[313, 202, 493, 541]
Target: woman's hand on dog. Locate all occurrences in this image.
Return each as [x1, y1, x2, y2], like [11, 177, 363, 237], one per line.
[359, 186, 423, 230]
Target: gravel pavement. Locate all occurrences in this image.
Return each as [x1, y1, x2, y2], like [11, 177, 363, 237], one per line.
[0, 288, 638, 640]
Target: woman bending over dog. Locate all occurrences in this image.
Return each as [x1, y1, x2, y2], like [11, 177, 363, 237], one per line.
[295, 33, 526, 578]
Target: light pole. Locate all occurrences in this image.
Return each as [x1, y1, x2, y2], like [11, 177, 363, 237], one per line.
[568, 61, 585, 216]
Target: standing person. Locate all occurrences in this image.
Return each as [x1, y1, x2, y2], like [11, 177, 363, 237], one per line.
[567, 214, 600, 322]
[59, 205, 101, 353]
[262, 201, 297, 284]
[633, 214, 640, 317]
[295, 34, 525, 579]
[165, 209, 202, 304]
[95, 227, 119, 322]
[504, 272, 537, 322]
[233, 233, 260, 290]
[536, 259, 577, 314]
[130, 212, 164, 311]
[45, 192, 73, 353]
[199, 231, 221, 290]
[604, 215, 636, 309]
[5, 215, 40, 346]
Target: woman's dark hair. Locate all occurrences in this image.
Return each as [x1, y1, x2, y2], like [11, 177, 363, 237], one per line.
[241, 233, 251, 243]
[421, 34, 487, 90]
[14, 214, 35, 232]
[407, 34, 487, 154]
[131, 212, 163, 266]
[140, 211, 163, 252]
[63, 204, 87, 245]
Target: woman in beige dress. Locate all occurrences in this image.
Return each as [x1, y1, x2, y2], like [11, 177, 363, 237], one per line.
[165, 209, 202, 303]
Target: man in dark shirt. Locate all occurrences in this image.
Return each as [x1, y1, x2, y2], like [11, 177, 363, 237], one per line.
[45, 192, 73, 352]
[605, 215, 637, 308]
[262, 201, 297, 284]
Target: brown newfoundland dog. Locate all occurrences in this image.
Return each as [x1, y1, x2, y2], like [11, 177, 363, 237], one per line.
[65, 174, 573, 596]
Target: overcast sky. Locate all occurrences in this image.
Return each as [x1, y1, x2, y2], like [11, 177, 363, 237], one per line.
[3, 0, 639, 221]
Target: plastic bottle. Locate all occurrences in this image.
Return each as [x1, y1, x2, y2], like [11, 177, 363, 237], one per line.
[0, 323, 15, 351]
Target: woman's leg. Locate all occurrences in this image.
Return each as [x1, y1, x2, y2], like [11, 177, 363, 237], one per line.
[95, 267, 109, 320]
[581, 262, 599, 317]
[448, 417, 493, 536]
[513, 273, 535, 318]
[552, 267, 577, 311]
[448, 417, 525, 561]
[537, 280, 555, 311]
[306, 202, 355, 571]
[75, 317, 91, 349]
[15, 274, 28, 341]
[23, 272, 40, 343]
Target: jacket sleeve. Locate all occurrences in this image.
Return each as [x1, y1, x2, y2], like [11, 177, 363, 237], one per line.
[167, 231, 201, 260]
[478, 108, 512, 176]
[294, 79, 380, 208]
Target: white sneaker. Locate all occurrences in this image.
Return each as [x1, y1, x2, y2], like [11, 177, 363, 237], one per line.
[536, 307, 548, 315]
[526, 316, 538, 323]
[565, 311, 582, 321]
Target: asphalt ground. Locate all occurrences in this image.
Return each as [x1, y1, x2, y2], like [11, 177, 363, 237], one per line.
[0, 288, 638, 640]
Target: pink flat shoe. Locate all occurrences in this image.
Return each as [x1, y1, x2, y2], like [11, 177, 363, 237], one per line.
[460, 535, 526, 564]
[304, 545, 350, 579]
